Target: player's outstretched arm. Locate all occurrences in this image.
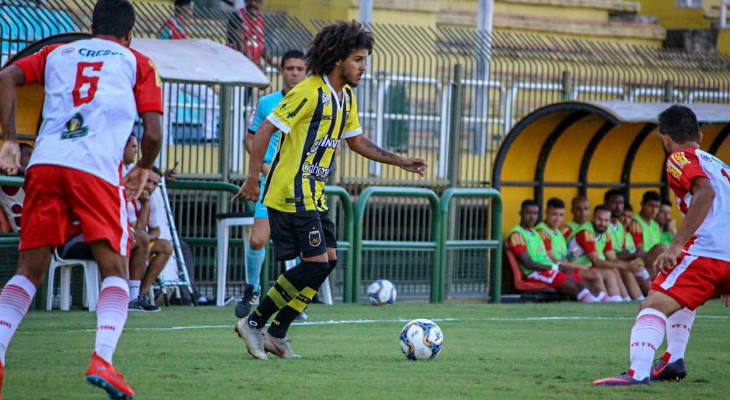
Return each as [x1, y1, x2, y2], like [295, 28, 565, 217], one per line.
[233, 119, 276, 202]
[345, 134, 428, 176]
[653, 177, 715, 273]
[0, 65, 26, 175]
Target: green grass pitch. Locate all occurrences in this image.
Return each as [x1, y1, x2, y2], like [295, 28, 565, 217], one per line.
[5, 301, 730, 399]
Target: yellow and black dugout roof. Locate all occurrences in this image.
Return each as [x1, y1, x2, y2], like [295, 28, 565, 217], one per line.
[492, 101, 730, 233]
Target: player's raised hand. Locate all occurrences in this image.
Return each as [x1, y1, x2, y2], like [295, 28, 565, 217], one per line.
[399, 157, 428, 177]
[652, 243, 683, 275]
[124, 166, 149, 201]
[232, 177, 260, 202]
[0, 140, 21, 176]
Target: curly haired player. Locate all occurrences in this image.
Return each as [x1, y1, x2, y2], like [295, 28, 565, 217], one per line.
[233, 20, 428, 359]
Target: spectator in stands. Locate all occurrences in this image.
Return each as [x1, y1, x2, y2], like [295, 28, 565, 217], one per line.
[604, 189, 651, 295]
[157, 1, 219, 143]
[227, 0, 272, 68]
[656, 198, 676, 246]
[568, 205, 642, 301]
[157, 0, 193, 39]
[507, 200, 601, 303]
[561, 195, 591, 241]
[628, 190, 662, 256]
[0, 143, 32, 232]
[127, 167, 174, 311]
[536, 197, 609, 301]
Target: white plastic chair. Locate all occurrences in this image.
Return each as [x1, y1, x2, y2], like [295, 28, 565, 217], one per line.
[46, 249, 100, 312]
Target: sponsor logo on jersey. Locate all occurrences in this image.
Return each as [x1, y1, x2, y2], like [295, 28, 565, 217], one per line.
[308, 229, 321, 247]
[509, 232, 524, 246]
[301, 161, 330, 182]
[79, 48, 124, 58]
[672, 152, 690, 168]
[666, 160, 682, 180]
[321, 92, 331, 105]
[286, 98, 307, 119]
[61, 48, 75, 56]
[306, 137, 340, 156]
[149, 60, 162, 87]
[61, 113, 89, 140]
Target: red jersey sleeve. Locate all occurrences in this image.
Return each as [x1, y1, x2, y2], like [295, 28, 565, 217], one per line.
[628, 219, 643, 246]
[131, 50, 163, 114]
[11, 44, 61, 85]
[538, 229, 552, 250]
[604, 235, 613, 252]
[666, 150, 708, 194]
[575, 230, 598, 254]
[560, 226, 572, 241]
[507, 232, 528, 256]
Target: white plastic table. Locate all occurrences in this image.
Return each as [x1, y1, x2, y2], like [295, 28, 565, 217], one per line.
[215, 212, 254, 306]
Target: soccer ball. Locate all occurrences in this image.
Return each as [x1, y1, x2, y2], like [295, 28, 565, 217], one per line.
[367, 279, 397, 306]
[399, 319, 444, 360]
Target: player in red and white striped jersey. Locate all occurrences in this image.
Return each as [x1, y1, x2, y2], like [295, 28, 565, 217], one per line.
[0, 0, 162, 398]
[594, 105, 730, 386]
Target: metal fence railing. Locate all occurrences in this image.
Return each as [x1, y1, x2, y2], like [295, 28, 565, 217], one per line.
[3, 0, 730, 301]
[5, 1, 730, 189]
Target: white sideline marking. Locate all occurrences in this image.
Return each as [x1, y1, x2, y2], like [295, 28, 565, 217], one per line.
[18, 315, 728, 334]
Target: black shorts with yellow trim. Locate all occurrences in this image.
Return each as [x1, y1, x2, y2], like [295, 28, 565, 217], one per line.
[267, 207, 337, 260]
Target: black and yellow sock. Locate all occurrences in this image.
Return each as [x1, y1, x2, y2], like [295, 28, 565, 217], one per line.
[247, 261, 329, 329]
[268, 286, 317, 338]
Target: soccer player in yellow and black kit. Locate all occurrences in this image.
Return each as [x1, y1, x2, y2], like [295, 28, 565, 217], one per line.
[233, 20, 428, 359]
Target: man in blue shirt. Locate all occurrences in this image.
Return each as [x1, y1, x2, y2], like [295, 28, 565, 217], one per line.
[236, 50, 306, 318]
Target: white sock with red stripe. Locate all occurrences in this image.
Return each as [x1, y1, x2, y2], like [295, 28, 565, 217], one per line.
[95, 277, 129, 364]
[629, 308, 667, 380]
[577, 288, 599, 303]
[664, 307, 695, 362]
[0, 275, 36, 365]
[596, 292, 607, 302]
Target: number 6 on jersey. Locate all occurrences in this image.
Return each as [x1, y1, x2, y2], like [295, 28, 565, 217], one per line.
[73, 61, 103, 106]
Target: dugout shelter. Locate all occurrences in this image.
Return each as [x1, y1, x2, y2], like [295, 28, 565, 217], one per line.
[492, 101, 730, 234]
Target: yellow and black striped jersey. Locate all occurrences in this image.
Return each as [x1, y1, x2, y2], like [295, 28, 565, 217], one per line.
[263, 75, 361, 213]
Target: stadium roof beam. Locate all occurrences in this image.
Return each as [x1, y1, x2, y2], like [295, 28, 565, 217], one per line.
[492, 101, 730, 234]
